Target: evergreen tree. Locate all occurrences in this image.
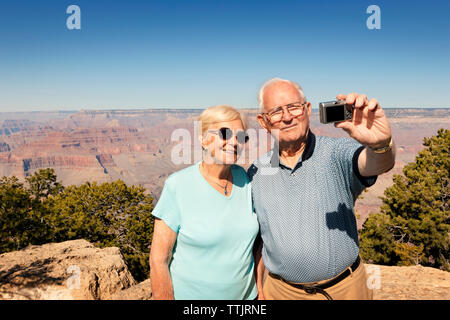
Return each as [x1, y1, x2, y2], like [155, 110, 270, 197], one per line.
[0, 176, 42, 251]
[360, 129, 449, 270]
[48, 180, 154, 281]
[0, 169, 154, 281]
[26, 168, 64, 200]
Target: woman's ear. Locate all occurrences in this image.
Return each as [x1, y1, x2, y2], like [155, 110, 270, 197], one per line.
[199, 133, 214, 150]
[198, 135, 206, 150]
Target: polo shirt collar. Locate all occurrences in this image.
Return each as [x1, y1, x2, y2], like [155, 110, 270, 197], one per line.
[270, 129, 316, 169]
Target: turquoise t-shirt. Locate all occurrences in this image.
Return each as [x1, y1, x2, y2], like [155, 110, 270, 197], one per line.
[151, 162, 259, 300]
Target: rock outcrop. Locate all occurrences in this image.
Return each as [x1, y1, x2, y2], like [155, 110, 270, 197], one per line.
[109, 279, 152, 300]
[0, 239, 136, 300]
[367, 264, 450, 300]
[1, 238, 449, 300]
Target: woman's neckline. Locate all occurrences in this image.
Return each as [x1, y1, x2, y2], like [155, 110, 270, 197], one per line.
[197, 161, 235, 199]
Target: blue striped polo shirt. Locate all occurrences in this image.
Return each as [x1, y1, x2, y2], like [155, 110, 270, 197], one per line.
[247, 131, 377, 283]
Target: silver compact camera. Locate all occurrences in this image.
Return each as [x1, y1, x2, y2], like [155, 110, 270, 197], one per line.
[319, 100, 354, 124]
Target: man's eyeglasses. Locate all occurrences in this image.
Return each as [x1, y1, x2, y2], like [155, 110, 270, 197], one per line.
[208, 127, 249, 144]
[261, 101, 308, 124]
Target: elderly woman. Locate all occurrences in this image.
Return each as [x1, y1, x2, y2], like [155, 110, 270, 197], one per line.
[150, 105, 258, 300]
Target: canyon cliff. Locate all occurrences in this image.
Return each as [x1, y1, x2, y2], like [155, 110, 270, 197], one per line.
[0, 108, 448, 226]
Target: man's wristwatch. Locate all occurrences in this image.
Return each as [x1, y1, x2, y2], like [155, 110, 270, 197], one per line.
[369, 137, 393, 154]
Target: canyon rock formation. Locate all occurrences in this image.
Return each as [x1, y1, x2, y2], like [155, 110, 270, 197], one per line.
[1, 239, 449, 300]
[0, 108, 449, 226]
[0, 239, 136, 300]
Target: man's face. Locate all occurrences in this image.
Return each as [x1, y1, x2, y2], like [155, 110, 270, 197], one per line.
[257, 81, 311, 145]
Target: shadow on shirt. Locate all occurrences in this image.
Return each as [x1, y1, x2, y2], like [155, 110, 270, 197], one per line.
[325, 203, 359, 246]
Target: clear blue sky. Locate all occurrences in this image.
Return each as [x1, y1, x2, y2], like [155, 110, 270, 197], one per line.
[0, 0, 449, 111]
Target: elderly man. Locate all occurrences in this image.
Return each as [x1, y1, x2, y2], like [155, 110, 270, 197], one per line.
[248, 78, 395, 300]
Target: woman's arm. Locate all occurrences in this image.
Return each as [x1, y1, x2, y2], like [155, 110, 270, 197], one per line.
[253, 233, 266, 300]
[150, 218, 178, 300]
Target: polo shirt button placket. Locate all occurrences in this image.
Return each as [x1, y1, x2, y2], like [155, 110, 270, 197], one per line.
[290, 170, 298, 187]
[291, 163, 301, 180]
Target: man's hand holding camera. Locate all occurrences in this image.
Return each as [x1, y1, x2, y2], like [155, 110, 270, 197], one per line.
[334, 92, 392, 150]
[333, 92, 395, 177]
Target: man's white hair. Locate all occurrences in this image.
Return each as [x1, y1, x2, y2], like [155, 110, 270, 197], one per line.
[257, 77, 306, 112]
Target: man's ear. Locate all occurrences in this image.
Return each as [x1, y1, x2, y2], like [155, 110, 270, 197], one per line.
[257, 114, 270, 133]
[306, 102, 312, 116]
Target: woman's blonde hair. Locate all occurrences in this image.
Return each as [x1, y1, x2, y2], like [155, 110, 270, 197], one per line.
[197, 105, 247, 136]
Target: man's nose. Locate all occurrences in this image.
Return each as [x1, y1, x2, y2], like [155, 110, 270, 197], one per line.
[281, 107, 293, 122]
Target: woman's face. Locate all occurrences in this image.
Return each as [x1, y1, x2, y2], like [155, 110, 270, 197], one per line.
[201, 119, 248, 164]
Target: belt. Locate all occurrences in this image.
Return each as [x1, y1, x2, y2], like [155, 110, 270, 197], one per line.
[268, 256, 361, 300]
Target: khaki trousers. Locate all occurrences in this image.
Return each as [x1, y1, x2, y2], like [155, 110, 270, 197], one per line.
[263, 261, 373, 300]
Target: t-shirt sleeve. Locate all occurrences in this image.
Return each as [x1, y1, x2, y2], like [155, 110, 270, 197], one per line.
[151, 178, 181, 233]
[332, 138, 377, 199]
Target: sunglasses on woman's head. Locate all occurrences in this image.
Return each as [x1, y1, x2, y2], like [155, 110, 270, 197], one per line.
[210, 127, 249, 144]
